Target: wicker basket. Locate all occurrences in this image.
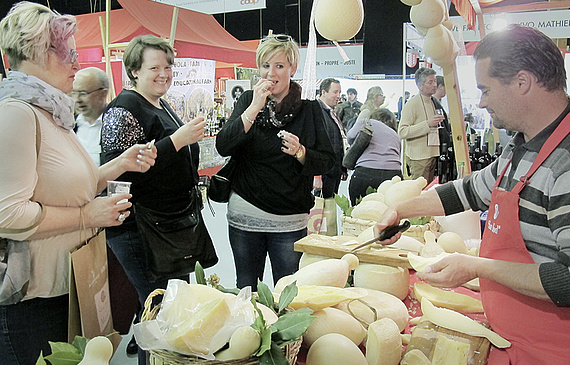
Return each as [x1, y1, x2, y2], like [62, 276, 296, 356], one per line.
[340, 215, 376, 237]
[340, 215, 441, 243]
[141, 289, 302, 365]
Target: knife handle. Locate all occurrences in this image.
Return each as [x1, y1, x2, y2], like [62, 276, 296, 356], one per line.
[377, 220, 411, 241]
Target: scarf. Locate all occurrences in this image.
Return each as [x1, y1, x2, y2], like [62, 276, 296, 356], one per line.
[256, 81, 303, 129]
[0, 70, 75, 130]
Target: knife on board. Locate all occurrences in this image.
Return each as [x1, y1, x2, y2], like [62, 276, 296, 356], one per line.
[351, 220, 411, 252]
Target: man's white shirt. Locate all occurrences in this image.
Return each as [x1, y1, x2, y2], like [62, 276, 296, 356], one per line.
[75, 114, 102, 166]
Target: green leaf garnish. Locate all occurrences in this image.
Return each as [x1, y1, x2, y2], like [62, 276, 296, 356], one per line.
[194, 261, 206, 285]
[408, 216, 431, 225]
[334, 194, 352, 216]
[277, 281, 298, 314]
[256, 324, 273, 357]
[270, 307, 314, 341]
[259, 342, 290, 365]
[256, 279, 275, 309]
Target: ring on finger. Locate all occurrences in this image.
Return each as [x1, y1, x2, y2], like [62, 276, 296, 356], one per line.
[261, 88, 267, 92]
[118, 213, 126, 222]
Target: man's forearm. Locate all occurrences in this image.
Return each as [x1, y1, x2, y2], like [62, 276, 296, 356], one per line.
[392, 189, 446, 219]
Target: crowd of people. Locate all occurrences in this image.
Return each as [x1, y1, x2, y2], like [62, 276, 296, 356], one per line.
[1, 1, 569, 364]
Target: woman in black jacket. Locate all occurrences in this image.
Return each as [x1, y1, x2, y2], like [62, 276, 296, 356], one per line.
[216, 34, 335, 290]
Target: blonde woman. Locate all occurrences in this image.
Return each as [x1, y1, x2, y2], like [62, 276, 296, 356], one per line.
[216, 34, 335, 290]
[0, 3, 156, 362]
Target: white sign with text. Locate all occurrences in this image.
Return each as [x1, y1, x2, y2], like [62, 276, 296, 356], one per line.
[151, 0, 265, 15]
[450, 9, 570, 41]
[294, 44, 363, 79]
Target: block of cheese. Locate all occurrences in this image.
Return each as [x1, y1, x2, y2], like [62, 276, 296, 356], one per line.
[164, 296, 231, 355]
[431, 334, 470, 365]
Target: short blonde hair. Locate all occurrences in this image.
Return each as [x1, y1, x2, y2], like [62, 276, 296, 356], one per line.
[0, 1, 76, 69]
[123, 35, 175, 88]
[256, 34, 299, 69]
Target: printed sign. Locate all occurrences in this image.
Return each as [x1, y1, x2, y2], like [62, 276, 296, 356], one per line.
[450, 10, 570, 41]
[152, 0, 266, 14]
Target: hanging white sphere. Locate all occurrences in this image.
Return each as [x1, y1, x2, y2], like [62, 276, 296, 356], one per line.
[425, 24, 458, 67]
[401, 0, 422, 6]
[315, 0, 364, 41]
[410, 0, 445, 29]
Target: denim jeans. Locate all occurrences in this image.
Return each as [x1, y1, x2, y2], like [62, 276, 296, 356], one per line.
[0, 295, 68, 365]
[105, 222, 189, 364]
[228, 226, 305, 290]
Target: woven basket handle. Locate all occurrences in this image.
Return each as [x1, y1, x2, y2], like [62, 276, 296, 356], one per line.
[141, 288, 166, 322]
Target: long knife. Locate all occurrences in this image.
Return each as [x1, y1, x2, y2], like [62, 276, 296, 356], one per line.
[351, 220, 411, 252]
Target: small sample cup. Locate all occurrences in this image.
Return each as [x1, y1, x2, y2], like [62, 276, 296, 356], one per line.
[107, 181, 132, 204]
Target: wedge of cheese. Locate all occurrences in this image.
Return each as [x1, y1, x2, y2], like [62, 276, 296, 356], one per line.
[164, 296, 231, 355]
[431, 334, 470, 365]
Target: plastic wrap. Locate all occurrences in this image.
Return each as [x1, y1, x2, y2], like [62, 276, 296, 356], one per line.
[134, 279, 255, 359]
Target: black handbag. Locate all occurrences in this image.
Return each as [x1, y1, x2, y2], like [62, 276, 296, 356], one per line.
[342, 120, 373, 170]
[208, 157, 237, 203]
[133, 189, 218, 281]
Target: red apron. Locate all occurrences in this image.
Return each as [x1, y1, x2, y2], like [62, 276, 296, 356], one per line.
[480, 114, 570, 364]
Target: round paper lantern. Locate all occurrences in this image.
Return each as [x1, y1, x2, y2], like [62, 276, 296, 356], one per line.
[401, 0, 422, 6]
[415, 25, 429, 36]
[442, 19, 453, 30]
[315, 0, 364, 41]
[410, 0, 445, 29]
[424, 24, 457, 67]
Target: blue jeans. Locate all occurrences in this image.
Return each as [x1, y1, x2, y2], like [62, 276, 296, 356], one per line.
[0, 295, 68, 365]
[228, 226, 305, 290]
[106, 223, 189, 364]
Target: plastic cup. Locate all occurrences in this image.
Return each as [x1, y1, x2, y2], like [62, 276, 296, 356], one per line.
[107, 181, 131, 204]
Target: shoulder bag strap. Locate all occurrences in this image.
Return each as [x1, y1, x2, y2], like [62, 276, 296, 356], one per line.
[0, 101, 45, 235]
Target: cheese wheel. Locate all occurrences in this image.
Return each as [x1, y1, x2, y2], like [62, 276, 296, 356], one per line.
[353, 263, 410, 300]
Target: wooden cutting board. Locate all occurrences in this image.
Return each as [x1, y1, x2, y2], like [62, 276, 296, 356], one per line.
[404, 320, 491, 364]
[294, 234, 411, 268]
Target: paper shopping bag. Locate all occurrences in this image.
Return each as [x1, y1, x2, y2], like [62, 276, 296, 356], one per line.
[69, 229, 122, 348]
[307, 196, 325, 235]
[322, 197, 338, 236]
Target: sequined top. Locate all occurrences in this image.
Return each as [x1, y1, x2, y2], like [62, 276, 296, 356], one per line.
[101, 89, 199, 212]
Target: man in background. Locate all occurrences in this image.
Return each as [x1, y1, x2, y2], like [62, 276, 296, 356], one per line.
[434, 75, 446, 103]
[71, 67, 109, 166]
[316, 78, 347, 199]
[397, 91, 410, 120]
[336, 87, 362, 131]
[433, 75, 452, 151]
[398, 67, 445, 181]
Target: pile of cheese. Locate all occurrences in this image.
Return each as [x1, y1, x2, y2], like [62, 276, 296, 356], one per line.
[350, 176, 427, 221]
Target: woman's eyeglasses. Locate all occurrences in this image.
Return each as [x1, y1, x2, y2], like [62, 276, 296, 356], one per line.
[261, 35, 293, 43]
[69, 49, 79, 63]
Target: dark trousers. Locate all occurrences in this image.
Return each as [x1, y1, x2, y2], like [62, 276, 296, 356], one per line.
[0, 295, 68, 365]
[348, 166, 403, 206]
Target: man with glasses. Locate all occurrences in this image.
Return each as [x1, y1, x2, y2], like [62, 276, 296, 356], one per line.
[71, 67, 109, 166]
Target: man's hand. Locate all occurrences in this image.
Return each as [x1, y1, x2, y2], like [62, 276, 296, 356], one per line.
[427, 114, 445, 128]
[373, 209, 402, 245]
[417, 254, 479, 288]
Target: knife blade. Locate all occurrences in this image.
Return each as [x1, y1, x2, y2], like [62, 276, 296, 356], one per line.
[351, 220, 411, 252]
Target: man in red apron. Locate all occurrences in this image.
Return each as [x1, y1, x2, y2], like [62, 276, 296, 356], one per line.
[377, 24, 570, 364]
